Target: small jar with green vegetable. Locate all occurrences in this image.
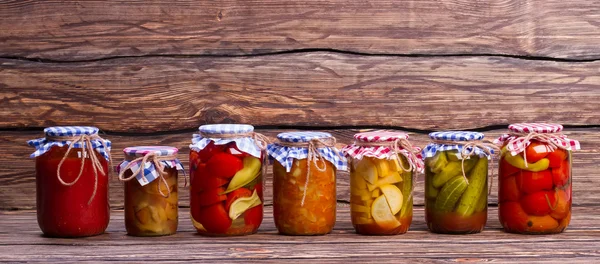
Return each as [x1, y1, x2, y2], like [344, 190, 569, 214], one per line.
[422, 131, 499, 234]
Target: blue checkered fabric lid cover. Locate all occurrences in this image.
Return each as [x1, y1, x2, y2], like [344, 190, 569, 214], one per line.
[422, 131, 495, 159]
[190, 124, 262, 158]
[118, 146, 184, 186]
[28, 126, 111, 160]
[267, 131, 348, 172]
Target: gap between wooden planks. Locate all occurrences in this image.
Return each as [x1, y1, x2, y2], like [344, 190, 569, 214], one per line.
[1, 128, 598, 210]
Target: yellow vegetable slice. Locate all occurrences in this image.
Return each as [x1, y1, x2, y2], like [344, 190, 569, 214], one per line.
[351, 203, 371, 213]
[367, 173, 403, 191]
[376, 159, 390, 178]
[388, 157, 403, 172]
[354, 158, 378, 184]
[371, 195, 401, 229]
[353, 216, 375, 225]
[351, 172, 369, 190]
[371, 188, 381, 198]
[225, 156, 262, 193]
[380, 184, 403, 215]
[228, 189, 261, 220]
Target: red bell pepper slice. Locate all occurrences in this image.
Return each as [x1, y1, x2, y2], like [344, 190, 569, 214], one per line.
[195, 203, 232, 234]
[195, 187, 227, 207]
[198, 141, 225, 163]
[244, 205, 263, 228]
[224, 187, 253, 212]
[206, 152, 243, 179]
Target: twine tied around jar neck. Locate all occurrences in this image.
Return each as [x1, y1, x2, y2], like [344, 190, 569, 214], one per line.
[199, 131, 270, 151]
[277, 137, 341, 207]
[354, 137, 422, 204]
[118, 153, 178, 198]
[432, 139, 500, 195]
[46, 134, 112, 205]
[506, 132, 570, 168]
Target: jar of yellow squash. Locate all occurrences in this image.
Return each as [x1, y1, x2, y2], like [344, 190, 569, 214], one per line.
[118, 146, 184, 236]
[342, 131, 423, 235]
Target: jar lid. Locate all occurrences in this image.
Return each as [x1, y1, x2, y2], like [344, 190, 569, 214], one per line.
[123, 146, 179, 157]
[429, 131, 484, 141]
[44, 126, 99, 137]
[508, 123, 563, 133]
[199, 124, 254, 135]
[354, 130, 409, 142]
[277, 131, 332, 142]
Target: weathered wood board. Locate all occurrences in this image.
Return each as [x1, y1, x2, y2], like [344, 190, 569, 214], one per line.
[1, 205, 600, 262]
[1, 1, 600, 60]
[2, 128, 597, 210]
[2, 55, 599, 132]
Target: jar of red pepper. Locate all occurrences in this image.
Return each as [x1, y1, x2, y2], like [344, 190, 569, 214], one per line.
[495, 123, 580, 234]
[189, 124, 268, 236]
[28, 126, 111, 237]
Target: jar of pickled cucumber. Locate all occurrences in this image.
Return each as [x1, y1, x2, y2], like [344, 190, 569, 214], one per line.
[27, 126, 111, 238]
[422, 131, 498, 234]
[267, 132, 347, 235]
[495, 123, 579, 234]
[342, 131, 423, 235]
[189, 124, 268, 236]
[118, 146, 184, 236]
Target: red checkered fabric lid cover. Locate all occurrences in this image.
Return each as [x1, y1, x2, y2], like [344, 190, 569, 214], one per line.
[495, 123, 580, 156]
[342, 130, 424, 172]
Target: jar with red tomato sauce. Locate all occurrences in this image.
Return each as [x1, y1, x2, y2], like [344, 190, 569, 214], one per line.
[495, 123, 579, 234]
[267, 132, 347, 235]
[422, 131, 499, 234]
[118, 146, 184, 236]
[28, 126, 111, 237]
[342, 131, 423, 235]
[189, 124, 267, 236]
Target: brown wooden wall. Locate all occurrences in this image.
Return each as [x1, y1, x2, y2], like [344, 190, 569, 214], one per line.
[1, 0, 599, 210]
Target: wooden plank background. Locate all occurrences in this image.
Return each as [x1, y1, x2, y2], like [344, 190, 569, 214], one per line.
[0, 0, 598, 210]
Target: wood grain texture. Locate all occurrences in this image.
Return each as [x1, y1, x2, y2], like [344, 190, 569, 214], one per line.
[1, 205, 600, 262]
[2, 54, 600, 132]
[2, 128, 598, 210]
[1, 1, 600, 60]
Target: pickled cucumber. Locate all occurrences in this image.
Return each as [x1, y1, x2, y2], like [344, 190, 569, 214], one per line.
[432, 159, 476, 188]
[434, 175, 468, 212]
[474, 191, 487, 213]
[426, 152, 448, 174]
[455, 157, 488, 216]
[398, 156, 413, 218]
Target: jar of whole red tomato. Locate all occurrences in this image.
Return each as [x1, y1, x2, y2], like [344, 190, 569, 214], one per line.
[28, 126, 111, 237]
[118, 146, 184, 236]
[495, 123, 579, 234]
[422, 131, 499, 234]
[342, 131, 423, 235]
[189, 124, 267, 236]
[267, 132, 347, 235]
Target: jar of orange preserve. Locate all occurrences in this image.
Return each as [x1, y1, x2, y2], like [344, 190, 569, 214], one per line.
[342, 130, 424, 235]
[268, 132, 347, 235]
[28, 126, 111, 237]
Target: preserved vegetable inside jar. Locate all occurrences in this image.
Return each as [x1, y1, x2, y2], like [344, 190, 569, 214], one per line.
[423, 131, 497, 234]
[342, 130, 423, 235]
[273, 159, 336, 235]
[189, 124, 266, 236]
[268, 131, 347, 236]
[119, 146, 182, 236]
[496, 123, 578, 234]
[29, 126, 111, 237]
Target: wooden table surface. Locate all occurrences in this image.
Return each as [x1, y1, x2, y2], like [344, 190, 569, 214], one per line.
[2, 205, 599, 263]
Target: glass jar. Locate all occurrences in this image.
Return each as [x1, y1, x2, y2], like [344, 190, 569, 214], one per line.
[496, 123, 579, 234]
[423, 131, 496, 234]
[342, 131, 423, 235]
[268, 131, 347, 235]
[189, 124, 265, 236]
[28, 126, 111, 237]
[118, 146, 182, 236]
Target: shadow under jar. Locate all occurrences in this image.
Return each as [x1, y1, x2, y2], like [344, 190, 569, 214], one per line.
[496, 123, 579, 234]
[268, 131, 347, 235]
[342, 131, 424, 235]
[28, 126, 111, 238]
[423, 131, 497, 234]
[189, 124, 266, 236]
[118, 146, 183, 237]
